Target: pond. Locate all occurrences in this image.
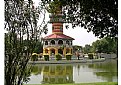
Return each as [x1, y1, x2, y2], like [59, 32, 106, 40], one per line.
[26, 59, 117, 84]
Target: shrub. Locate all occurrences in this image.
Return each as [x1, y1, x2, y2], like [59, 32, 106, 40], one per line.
[55, 54, 62, 61]
[88, 53, 93, 59]
[31, 53, 38, 61]
[66, 53, 72, 60]
[44, 55, 49, 61]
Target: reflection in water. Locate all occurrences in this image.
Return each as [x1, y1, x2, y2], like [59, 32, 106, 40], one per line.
[94, 72, 117, 82]
[42, 65, 73, 84]
[28, 59, 117, 84]
[88, 59, 118, 82]
[31, 65, 43, 75]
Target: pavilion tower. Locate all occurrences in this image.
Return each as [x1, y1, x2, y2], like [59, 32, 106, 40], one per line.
[42, 6, 74, 57]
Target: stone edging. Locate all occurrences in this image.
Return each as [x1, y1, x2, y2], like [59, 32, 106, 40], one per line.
[28, 58, 105, 64]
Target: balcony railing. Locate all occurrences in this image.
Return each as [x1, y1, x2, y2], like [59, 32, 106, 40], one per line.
[43, 44, 72, 48]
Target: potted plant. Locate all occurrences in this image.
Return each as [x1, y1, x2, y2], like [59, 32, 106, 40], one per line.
[55, 54, 62, 61]
[66, 53, 72, 60]
[32, 53, 38, 61]
[44, 54, 49, 61]
[88, 53, 93, 59]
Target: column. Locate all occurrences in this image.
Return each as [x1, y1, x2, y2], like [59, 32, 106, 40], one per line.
[43, 48, 45, 55]
[55, 40, 58, 46]
[48, 48, 51, 57]
[55, 48, 58, 55]
[63, 47, 66, 57]
[69, 48, 72, 54]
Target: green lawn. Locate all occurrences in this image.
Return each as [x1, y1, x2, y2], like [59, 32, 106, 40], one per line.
[25, 82, 118, 85]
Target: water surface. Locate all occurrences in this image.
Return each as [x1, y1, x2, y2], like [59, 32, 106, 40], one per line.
[27, 59, 117, 84]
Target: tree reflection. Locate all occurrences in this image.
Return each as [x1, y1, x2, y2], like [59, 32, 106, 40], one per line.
[31, 65, 43, 75]
[88, 59, 117, 82]
[95, 72, 117, 82]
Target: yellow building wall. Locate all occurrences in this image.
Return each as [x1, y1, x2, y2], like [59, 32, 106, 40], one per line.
[43, 47, 72, 57]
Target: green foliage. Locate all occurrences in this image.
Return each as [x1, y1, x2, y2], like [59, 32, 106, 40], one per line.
[44, 55, 49, 61]
[60, 45, 65, 50]
[46, 0, 62, 14]
[83, 44, 92, 54]
[88, 53, 93, 59]
[42, 0, 118, 38]
[73, 45, 83, 52]
[33, 41, 43, 53]
[4, 0, 47, 85]
[23, 40, 43, 54]
[91, 37, 118, 53]
[55, 54, 62, 61]
[66, 54, 72, 60]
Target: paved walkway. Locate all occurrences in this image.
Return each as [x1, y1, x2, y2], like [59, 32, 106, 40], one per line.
[28, 58, 105, 64]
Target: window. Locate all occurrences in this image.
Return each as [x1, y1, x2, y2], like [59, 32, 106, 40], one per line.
[70, 41, 72, 45]
[58, 40, 63, 45]
[50, 40, 55, 45]
[51, 49, 55, 54]
[45, 41, 48, 45]
[66, 40, 70, 45]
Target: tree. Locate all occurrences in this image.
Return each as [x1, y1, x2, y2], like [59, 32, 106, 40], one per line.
[42, 0, 118, 38]
[91, 40, 100, 53]
[73, 45, 82, 52]
[83, 44, 92, 54]
[22, 39, 43, 54]
[104, 37, 118, 54]
[33, 40, 43, 53]
[4, 0, 47, 85]
[91, 37, 118, 53]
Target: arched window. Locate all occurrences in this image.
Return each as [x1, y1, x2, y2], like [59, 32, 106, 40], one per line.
[66, 40, 70, 45]
[50, 40, 55, 45]
[45, 41, 48, 45]
[50, 48, 55, 54]
[58, 40, 63, 45]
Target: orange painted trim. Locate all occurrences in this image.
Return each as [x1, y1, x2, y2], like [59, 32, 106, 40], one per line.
[52, 32, 63, 34]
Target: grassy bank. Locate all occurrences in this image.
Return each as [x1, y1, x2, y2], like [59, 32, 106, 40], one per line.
[25, 82, 117, 85]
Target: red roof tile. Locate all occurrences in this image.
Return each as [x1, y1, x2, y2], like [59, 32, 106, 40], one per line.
[43, 34, 74, 40]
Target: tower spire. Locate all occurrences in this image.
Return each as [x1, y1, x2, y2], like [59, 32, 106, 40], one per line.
[49, 6, 64, 34]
